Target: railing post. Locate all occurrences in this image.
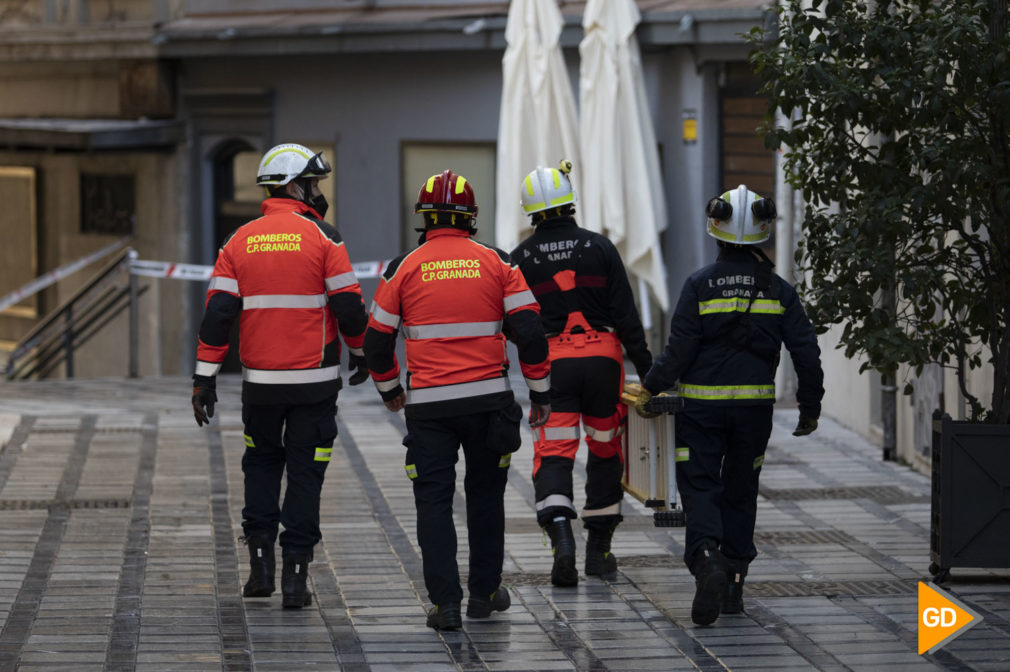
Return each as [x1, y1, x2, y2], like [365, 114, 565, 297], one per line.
[63, 307, 74, 378]
[128, 249, 139, 378]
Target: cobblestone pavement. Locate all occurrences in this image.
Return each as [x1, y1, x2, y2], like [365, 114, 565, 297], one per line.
[0, 375, 1007, 671]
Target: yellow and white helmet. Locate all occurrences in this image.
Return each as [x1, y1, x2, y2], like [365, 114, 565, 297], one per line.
[256, 143, 331, 186]
[705, 184, 776, 245]
[520, 159, 577, 216]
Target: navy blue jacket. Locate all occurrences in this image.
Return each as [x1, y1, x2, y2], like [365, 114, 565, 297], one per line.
[643, 246, 823, 418]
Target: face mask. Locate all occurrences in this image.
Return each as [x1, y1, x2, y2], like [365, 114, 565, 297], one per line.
[309, 193, 329, 219]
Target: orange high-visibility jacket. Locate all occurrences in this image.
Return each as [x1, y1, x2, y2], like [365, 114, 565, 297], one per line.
[365, 227, 550, 419]
[195, 198, 368, 403]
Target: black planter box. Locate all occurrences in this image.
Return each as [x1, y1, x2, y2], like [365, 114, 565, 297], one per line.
[930, 411, 1010, 579]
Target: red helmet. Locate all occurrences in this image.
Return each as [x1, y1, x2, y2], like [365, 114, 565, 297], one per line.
[414, 170, 478, 219]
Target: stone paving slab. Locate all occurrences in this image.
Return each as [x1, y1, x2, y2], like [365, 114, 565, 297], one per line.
[0, 375, 1008, 671]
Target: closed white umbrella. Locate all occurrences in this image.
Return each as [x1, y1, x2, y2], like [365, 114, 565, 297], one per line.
[495, 0, 581, 253]
[579, 0, 669, 311]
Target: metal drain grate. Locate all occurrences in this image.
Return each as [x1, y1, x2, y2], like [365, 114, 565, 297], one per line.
[504, 516, 658, 534]
[747, 579, 916, 597]
[759, 485, 928, 505]
[0, 498, 131, 510]
[753, 529, 856, 545]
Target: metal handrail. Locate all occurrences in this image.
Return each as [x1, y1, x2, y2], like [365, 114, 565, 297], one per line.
[5, 248, 142, 380]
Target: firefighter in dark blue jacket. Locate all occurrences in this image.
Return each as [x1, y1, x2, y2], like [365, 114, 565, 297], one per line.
[636, 185, 824, 626]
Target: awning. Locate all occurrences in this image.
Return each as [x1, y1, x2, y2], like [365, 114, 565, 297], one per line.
[0, 118, 182, 150]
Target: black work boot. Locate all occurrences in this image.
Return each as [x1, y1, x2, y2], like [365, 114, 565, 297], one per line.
[426, 603, 462, 630]
[584, 526, 618, 577]
[545, 519, 579, 587]
[722, 558, 748, 614]
[281, 553, 313, 609]
[690, 542, 727, 626]
[467, 588, 511, 619]
[242, 535, 276, 597]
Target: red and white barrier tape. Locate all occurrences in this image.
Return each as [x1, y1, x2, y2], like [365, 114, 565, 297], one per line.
[129, 258, 390, 281]
[0, 245, 389, 318]
[0, 238, 129, 314]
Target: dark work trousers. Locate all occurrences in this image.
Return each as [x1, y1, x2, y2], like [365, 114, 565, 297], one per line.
[404, 410, 510, 606]
[675, 402, 773, 569]
[241, 393, 338, 555]
[533, 355, 625, 531]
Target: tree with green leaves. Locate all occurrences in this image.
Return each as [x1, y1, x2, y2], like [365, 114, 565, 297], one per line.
[750, 0, 1010, 423]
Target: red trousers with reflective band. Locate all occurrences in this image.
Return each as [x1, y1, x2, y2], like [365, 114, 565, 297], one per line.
[533, 314, 626, 529]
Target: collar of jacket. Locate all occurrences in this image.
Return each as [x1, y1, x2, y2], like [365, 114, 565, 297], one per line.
[534, 215, 578, 231]
[260, 197, 324, 220]
[423, 227, 471, 241]
[717, 245, 761, 262]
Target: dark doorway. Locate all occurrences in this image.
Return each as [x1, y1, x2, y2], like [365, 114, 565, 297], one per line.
[211, 140, 261, 374]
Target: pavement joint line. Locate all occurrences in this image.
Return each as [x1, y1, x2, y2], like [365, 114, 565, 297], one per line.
[507, 457, 729, 672]
[743, 597, 852, 672]
[309, 535, 370, 671]
[206, 426, 252, 671]
[829, 594, 976, 671]
[0, 415, 33, 492]
[0, 414, 94, 669]
[340, 414, 486, 669]
[106, 411, 158, 671]
[511, 585, 611, 672]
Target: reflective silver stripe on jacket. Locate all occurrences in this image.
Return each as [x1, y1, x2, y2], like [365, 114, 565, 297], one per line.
[679, 383, 776, 400]
[503, 289, 536, 312]
[370, 302, 401, 329]
[243, 294, 327, 310]
[209, 276, 240, 295]
[406, 376, 510, 404]
[401, 321, 502, 340]
[544, 425, 580, 441]
[525, 374, 550, 393]
[243, 365, 340, 384]
[325, 271, 358, 291]
[536, 493, 576, 512]
[583, 425, 615, 442]
[374, 377, 401, 392]
[195, 360, 222, 377]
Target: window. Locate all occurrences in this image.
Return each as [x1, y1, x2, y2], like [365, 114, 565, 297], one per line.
[80, 173, 135, 235]
[401, 143, 496, 253]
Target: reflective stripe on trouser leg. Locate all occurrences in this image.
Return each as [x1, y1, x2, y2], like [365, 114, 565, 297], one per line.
[533, 411, 580, 477]
[533, 411, 580, 525]
[582, 404, 627, 460]
[581, 404, 626, 528]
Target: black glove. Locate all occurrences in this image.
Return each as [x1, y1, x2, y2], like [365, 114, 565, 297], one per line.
[347, 353, 370, 386]
[192, 376, 217, 427]
[792, 416, 818, 437]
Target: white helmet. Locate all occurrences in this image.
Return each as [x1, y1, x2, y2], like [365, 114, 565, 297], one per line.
[520, 159, 577, 216]
[705, 184, 776, 245]
[256, 143, 331, 186]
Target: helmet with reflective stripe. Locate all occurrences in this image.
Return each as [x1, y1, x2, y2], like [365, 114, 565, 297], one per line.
[414, 169, 478, 218]
[256, 143, 331, 186]
[521, 159, 577, 216]
[705, 184, 776, 245]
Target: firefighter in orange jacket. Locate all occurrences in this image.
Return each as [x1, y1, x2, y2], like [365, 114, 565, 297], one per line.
[511, 161, 653, 587]
[364, 170, 551, 630]
[191, 143, 369, 610]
